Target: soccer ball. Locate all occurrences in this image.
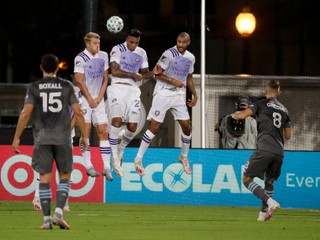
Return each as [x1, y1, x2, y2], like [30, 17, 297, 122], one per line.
[106, 16, 124, 34]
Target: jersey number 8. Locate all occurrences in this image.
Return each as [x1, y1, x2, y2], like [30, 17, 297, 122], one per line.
[272, 112, 282, 128]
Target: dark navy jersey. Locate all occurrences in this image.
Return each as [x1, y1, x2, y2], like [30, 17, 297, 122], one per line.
[24, 77, 79, 145]
[250, 97, 291, 156]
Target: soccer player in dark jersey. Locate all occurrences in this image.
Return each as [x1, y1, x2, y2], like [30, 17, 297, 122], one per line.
[231, 79, 291, 221]
[12, 53, 87, 230]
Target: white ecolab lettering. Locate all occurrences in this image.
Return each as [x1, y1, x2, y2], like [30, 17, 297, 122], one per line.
[121, 163, 253, 193]
[121, 164, 141, 191]
[143, 163, 163, 192]
[192, 165, 211, 192]
[210, 165, 240, 193]
[286, 173, 320, 188]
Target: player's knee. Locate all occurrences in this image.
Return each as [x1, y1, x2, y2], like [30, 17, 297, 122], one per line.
[179, 120, 191, 135]
[242, 175, 252, 185]
[111, 118, 122, 127]
[127, 123, 137, 132]
[182, 125, 191, 135]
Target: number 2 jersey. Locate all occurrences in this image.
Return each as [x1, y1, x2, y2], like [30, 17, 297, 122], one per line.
[250, 97, 291, 156]
[24, 77, 79, 145]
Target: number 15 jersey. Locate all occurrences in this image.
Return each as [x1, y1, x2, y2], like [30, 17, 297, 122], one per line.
[24, 77, 79, 145]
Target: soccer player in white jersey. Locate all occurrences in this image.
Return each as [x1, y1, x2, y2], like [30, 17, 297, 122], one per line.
[134, 32, 198, 176]
[107, 29, 156, 177]
[74, 32, 114, 181]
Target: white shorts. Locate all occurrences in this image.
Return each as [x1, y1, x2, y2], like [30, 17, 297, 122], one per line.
[107, 84, 141, 123]
[147, 91, 189, 123]
[81, 98, 108, 126]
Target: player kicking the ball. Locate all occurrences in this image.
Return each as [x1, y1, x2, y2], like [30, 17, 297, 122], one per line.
[231, 79, 291, 221]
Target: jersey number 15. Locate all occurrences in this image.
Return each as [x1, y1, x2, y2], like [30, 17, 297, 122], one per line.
[40, 92, 62, 113]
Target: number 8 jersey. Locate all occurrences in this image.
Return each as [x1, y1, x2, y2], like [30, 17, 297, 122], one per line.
[250, 97, 291, 155]
[24, 77, 79, 145]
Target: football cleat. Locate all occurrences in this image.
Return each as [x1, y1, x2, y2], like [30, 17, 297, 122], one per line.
[265, 200, 280, 221]
[134, 158, 145, 176]
[102, 168, 114, 181]
[178, 155, 192, 175]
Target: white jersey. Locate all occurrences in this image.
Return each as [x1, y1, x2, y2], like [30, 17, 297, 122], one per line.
[109, 42, 149, 86]
[74, 49, 109, 98]
[154, 46, 195, 96]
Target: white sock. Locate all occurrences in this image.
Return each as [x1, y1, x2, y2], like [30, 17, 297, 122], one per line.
[82, 139, 92, 168]
[181, 133, 192, 158]
[109, 126, 121, 161]
[119, 129, 135, 151]
[100, 140, 111, 169]
[34, 177, 40, 199]
[136, 129, 155, 159]
[267, 198, 275, 206]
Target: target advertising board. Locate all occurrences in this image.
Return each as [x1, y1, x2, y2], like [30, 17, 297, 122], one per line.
[0, 145, 104, 202]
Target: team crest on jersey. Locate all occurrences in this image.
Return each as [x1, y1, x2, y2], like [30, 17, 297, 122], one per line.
[82, 109, 87, 115]
[112, 98, 117, 103]
[135, 58, 140, 63]
[159, 56, 166, 64]
[100, 62, 104, 67]
[155, 110, 160, 116]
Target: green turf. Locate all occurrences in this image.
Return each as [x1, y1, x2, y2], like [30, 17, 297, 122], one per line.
[0, 201, 319, 240]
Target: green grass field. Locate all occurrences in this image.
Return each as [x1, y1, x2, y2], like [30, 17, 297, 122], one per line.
[0, 201, 319, 240]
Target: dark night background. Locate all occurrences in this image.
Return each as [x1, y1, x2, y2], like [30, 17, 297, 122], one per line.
[1, 0, 320, 83]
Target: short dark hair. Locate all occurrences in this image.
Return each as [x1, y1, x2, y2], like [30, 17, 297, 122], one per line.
[126, 29, 142, 38]
[41, 54, 59, 73]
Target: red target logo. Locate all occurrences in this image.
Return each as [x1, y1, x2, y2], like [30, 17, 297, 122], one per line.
[1, 146, 104, 202]
[1, 154, 37, 197]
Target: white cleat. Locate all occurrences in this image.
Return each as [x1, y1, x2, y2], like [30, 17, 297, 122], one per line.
[134, 158, 145, 176]
[33, 198, 42, 211]
[112, 160, 124, 177]
[102, 168, 114, 181]
[265, 200, 280, 221]
[178, 155, 192, 175]
[257, 211, 266, 221]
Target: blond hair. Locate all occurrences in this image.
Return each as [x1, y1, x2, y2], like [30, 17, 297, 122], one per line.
[84, 32, 100, 44]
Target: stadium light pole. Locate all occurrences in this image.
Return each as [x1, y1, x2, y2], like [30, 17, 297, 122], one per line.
[235, 6, 256, 74]
[83, 0, 98, 33]
[200, 0, 206, 148]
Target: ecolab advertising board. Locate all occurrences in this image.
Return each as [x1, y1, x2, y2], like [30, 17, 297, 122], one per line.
[1, 145, 319, 209]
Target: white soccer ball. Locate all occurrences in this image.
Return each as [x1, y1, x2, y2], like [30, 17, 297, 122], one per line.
[106, 16, 124, 34]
